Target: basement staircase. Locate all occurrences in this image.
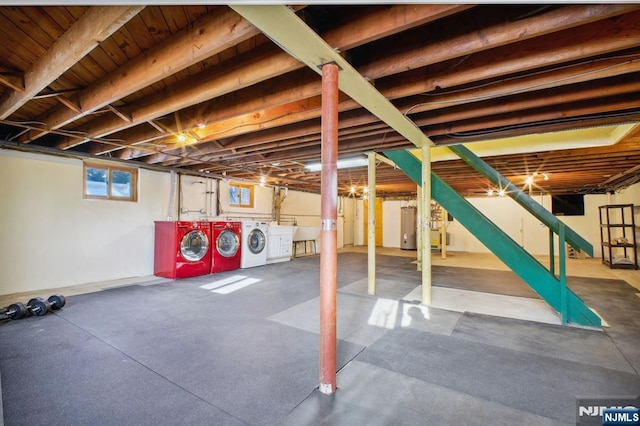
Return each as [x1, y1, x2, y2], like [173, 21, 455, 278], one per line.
[384, 148, 601, 328]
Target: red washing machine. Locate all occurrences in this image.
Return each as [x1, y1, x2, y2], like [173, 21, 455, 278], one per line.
[211, 221, 242, 273]
[154, 221, 211, 279]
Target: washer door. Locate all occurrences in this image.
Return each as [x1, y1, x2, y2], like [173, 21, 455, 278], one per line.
[180, 230, 209, 262]
[217, 229, 240, 257]
[247, 229, 266, 254]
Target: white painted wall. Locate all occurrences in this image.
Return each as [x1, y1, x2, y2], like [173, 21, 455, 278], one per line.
[0, 149, 169, 295]
[177, 174, 217, 221]
[279, 191, 352, 250]
[373, 182, 640, 258]
[217, 180, 273, 221]
[610, 184, 640, 211]
[280, 190, 320, 226]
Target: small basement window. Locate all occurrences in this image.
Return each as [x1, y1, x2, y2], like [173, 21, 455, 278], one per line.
[84, 162, 138, 201]
[229, 182, 254, 208]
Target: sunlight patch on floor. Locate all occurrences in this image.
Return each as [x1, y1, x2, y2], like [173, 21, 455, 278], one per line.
[200, 275, 262, 294]
[403, 286, 562, 326]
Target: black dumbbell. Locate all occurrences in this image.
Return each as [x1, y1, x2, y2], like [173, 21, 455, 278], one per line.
[0, 302, 29, 320]
[27, 297, 52, 316]
[47, 294, 66, 311]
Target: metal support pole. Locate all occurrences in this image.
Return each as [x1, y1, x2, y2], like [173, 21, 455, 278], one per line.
[559, 223, 568, 325]
[549, 228, 555, 277]
[416, 184, 422, 271]
[421, 144, 432, 305]
[440, 207, 447, 259]
[367, 152, 376, 295]
[319, 63, 338, 395]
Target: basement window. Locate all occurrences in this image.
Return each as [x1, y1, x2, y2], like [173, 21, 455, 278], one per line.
[84, 162, 138, 202]
[229, 183, 254, 208]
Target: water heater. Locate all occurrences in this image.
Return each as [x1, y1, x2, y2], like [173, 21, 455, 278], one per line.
[400, 206, 417, 250]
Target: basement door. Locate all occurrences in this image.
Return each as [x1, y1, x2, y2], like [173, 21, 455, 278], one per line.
[364, 197, 383, 246]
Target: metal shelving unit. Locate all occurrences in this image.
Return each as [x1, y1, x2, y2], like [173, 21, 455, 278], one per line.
[599, 204, 638, 270]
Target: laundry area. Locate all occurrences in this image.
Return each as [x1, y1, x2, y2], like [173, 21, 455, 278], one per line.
[2, 4, 640, 426]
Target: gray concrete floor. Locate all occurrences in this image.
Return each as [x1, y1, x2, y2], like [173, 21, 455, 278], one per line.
[1, 249, 639, 425]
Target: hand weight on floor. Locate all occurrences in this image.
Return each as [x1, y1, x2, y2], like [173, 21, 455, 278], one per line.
[1, 294, 66, 320]
[47, 294, 66, 310]
[27, 297, 52, 316]
[1, 302, 29, 320]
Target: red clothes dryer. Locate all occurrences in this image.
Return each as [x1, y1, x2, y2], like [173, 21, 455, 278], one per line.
[154, 221, 211, 279]
[211, 221, 242, 273]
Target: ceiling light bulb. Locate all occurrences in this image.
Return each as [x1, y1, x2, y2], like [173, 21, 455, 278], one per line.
[350, 186, 356, 194]
[498, 189, 506, 197]
[525, 176, 533, 186]
[177, 134, 187, 142]
[363, 187, 369, 194]
[198, 123, 206, 129]
[487, 189, 494, 197]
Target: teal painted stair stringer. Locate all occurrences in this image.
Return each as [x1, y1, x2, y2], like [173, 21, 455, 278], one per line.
[384, 149, 601, 328]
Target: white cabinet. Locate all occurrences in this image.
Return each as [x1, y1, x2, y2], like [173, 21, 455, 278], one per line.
[267, 226, 294, 264]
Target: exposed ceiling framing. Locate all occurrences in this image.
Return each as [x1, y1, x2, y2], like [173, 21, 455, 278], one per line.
[0, 4, 639, 198]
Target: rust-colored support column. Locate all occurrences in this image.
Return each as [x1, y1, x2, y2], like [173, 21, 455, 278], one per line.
[319, 62, 339, 395]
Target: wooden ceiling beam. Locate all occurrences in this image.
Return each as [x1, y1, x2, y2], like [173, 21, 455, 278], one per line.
[192, 15, 640, 144]
[205, 129, 399, 164]
[152, 73, 637, 165]
[410, 76, 640, 128]
[76, 44, 304, 152]
[122, 20, 640, 161]
[85, 6, 640, 162]
[227, 60, 640, 155]
[0, 72, 25, 92]
[130, 112, 390, 163]
[216, 57, 639, 148]
[101, 5, 632, 162]
[323, 4, 474, 51]
[392, 54, 640, 117]
[197, 51, 640, 150]
[0, 6, 144, 120]
[53, 94, 81, 113]
[20, 7, 261, 144]
[55, 3, 460, 151]
[433, 114, 640, 145]
[357, 4, 640, 79]
[422, 94, 640, 137]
